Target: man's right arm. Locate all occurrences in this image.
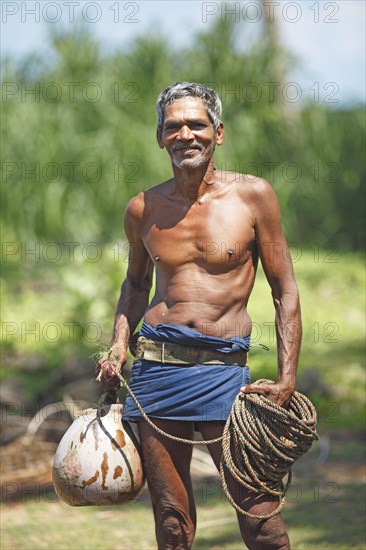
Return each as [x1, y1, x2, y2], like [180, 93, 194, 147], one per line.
[99, 193, 153, 387]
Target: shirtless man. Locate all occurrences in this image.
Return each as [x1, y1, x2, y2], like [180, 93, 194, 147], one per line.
[99, 82, 301, 549]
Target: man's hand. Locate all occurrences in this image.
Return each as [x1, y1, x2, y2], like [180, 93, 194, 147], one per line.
[240, 381, 295, 408]
[95, 345, 128, 391]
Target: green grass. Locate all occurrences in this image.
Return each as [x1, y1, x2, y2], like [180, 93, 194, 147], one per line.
[248, 251, 365, 429]
[1, 249, 365, 427]
[1, 446, 365, 550]
[1, 249, 365, 548]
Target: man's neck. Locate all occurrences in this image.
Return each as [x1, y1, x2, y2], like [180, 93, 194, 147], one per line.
[172, 160, 217, 203]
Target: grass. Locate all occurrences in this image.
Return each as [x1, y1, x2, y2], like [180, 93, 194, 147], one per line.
[248, 251, 365, 429]
[1, 430, 365, 550]
[1, 249, 365, 424]
[1, 248, 365, 549]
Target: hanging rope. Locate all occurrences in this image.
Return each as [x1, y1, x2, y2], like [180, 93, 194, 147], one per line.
[219, 379, 319, 518]
[97, 361, 319, 520]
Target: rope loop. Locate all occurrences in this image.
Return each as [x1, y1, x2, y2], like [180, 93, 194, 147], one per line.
[97, 362, 319, 519]
[220, 379, 319, 518]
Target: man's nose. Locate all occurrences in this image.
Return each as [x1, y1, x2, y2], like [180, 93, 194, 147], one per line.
[177, 125, 194, 141]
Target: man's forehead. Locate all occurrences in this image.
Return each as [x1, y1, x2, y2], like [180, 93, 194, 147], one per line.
[163, 97, 210, 121]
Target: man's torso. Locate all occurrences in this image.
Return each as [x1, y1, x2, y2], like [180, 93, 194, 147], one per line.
[136, 171, 259, 340]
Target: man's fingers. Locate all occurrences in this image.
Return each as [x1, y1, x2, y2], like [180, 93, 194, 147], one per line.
[96, 359, 123, 383]
[240, 384, 268, 395]
[240, 383, 290, 407]
[95, 346, 128, 391]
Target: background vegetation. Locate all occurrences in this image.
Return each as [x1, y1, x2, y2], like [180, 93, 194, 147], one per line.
[1, 16, 365, 550]
[1, 20, 364, 247]
[1, 17, 364, 412]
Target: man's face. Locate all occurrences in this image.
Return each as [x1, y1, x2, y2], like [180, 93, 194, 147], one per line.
[157, 97, 223, 169]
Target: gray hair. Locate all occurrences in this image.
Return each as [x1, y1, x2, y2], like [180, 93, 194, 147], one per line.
[156, 82, 222, 134]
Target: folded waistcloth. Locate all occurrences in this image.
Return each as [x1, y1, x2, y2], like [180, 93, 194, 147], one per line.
[138, 321, 251, 352]
[123, 322, 251, 422]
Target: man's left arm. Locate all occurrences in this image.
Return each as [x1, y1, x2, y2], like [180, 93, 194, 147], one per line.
[242, 178, 301, 407]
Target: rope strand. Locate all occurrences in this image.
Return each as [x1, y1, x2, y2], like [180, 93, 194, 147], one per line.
[116, 371, 222, 445]
[99, 364, 319, 520]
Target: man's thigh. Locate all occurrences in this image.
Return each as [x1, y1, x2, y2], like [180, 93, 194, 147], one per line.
[196, 421, 225, 470]
[138, 418, 195, 506]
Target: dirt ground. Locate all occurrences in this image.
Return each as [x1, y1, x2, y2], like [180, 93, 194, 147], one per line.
[0, 428, 365, 549]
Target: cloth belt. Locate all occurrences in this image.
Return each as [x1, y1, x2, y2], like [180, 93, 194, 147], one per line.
[134, 336, 248, 366]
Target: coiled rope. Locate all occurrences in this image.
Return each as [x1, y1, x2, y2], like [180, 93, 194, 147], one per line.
[98, 364, 319, 520]
[219, 379, 319, 518]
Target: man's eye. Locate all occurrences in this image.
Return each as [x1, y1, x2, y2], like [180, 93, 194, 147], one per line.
[165, 124, 179, 131]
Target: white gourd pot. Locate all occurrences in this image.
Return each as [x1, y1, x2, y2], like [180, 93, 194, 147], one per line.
[53, 404, 145, 506]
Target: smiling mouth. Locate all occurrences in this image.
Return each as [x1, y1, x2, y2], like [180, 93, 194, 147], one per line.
[175, 147, 201, 153]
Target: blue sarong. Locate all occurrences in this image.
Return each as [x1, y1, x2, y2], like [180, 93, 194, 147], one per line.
[123, 322, 251, 422]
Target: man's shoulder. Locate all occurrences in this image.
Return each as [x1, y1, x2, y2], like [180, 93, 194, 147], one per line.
[220, 171, 275, 199]
[129, 178, 173, 202]
[125, 179, 173, 218]
[125, 191, 145, 219]
[144, 178, 174, 198]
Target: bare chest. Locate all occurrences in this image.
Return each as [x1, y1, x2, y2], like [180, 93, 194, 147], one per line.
[142, 196, 255, 268]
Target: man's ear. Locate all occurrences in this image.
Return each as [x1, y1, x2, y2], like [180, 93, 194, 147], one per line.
[156, 129, 164, 149]
[215, 122, 224, 146]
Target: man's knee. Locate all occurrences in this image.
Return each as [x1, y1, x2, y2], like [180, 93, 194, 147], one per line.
[240, 515, 290, 550]
[252, 528, 289, 550]
[155, 503, 195, 548]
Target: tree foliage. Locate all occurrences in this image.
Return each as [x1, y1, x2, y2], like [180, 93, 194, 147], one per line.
[1, 20, 364, 250]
